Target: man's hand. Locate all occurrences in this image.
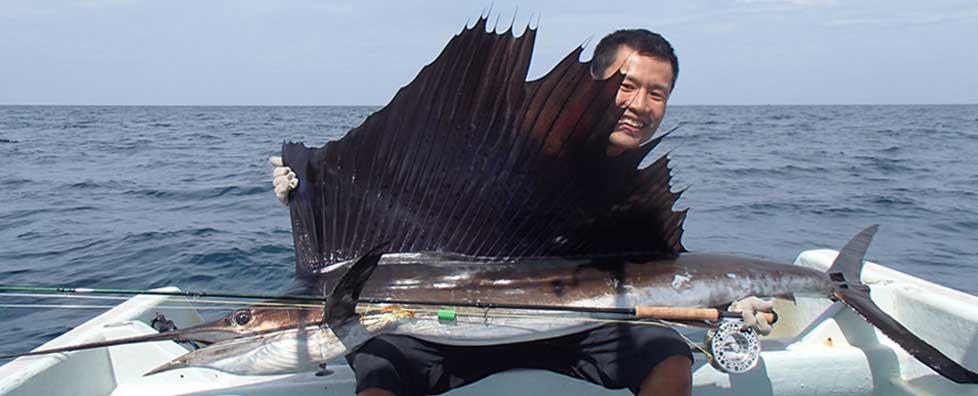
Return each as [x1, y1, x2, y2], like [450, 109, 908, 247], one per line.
[270, 156, 298, 206]
[729, 296, 774, 336]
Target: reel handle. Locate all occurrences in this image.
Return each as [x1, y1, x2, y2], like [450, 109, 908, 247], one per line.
[634, 306, 778, 324]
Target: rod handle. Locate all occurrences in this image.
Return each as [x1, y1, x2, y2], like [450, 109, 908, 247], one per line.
[635, 306, 720, 321]
[635, 306, 778, 324]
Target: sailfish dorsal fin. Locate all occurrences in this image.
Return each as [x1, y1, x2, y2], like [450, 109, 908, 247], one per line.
[283, 18, 686, 278]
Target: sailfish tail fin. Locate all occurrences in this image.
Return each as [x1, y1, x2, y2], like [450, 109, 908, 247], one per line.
[829, 225, 978, 384]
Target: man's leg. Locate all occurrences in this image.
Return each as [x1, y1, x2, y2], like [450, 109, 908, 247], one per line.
[349, 334, 537, 396]
[348, 336, 421, 396]
[558, 323, 693, 396]
[637, 355, 692, 396]
[350, 326, 693, 396]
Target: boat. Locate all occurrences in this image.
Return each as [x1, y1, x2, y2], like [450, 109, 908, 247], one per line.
[2, 248, 977, 396]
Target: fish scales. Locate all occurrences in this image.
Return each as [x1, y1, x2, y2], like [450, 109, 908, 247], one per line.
[303, 253, 835, 310]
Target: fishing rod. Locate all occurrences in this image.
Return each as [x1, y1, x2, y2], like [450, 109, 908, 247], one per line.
[0, 285, 776, 323]
[0, 285, 773, 374]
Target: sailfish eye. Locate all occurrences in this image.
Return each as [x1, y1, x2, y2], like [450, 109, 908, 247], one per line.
[233, 310, 252, 326]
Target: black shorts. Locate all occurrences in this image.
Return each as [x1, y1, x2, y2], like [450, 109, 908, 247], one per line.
[346, 323, 692, 396]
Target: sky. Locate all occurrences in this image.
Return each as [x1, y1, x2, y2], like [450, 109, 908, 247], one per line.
[1, 0, 977, 105]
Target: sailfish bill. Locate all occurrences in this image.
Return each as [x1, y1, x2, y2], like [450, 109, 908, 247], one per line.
[145, 249, 396, 376]
[0, 304, 326, 361]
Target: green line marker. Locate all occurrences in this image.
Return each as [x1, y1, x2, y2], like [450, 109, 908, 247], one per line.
[437, 309, 456, 321]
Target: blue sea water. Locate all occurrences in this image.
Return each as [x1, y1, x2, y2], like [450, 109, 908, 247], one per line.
[0, 104, 976, 358]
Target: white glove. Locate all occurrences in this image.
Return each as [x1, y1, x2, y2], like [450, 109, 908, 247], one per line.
[729, 296, 774, 336]
[270, 156, 298, 206]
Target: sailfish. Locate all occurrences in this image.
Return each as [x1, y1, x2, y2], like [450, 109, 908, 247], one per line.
[6, 18, 977, 384]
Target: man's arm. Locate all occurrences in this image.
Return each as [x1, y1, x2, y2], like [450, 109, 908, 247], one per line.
[270, 156, 297, 205]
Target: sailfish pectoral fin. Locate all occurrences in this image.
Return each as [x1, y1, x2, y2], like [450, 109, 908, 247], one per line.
[323, 244, 387, 327]
[830, 225, 978, 384]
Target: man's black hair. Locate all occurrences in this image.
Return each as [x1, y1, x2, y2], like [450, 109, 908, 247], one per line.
[591, 29, 679, 89]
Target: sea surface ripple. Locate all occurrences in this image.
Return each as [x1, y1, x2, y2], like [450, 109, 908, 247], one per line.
[0, 105, 976, 358]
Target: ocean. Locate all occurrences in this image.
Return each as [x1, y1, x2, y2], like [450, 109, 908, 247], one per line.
[1, 104, 976, 358]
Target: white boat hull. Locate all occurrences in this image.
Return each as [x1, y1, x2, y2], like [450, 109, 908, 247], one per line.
[2, 249, 977, 396]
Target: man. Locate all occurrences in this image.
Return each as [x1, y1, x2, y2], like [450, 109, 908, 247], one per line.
[271, 29, 772, 396]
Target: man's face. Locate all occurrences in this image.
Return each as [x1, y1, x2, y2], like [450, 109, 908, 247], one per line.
[600, 45, 674, 157]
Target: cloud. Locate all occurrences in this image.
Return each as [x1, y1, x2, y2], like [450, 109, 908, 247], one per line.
[0, 0, 125, 18]
[825, 18, 883, 27]
[907, 7, 978, 25]
[825, 7, 978, 27]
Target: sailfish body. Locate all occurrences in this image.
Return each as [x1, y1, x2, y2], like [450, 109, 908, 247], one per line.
[139, 18, 978, 383]
[150, 251, 837, 376]
[148, 226, 978, 385]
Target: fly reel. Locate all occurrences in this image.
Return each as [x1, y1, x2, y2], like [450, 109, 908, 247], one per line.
[706, 320, 761, 374]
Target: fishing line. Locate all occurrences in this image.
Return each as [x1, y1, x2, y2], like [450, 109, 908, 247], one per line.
[0, 304, 233, 311]
[0, 299, 328, 311]
[1, 292, 135, 302]
[0, 286, 328, 304]
[0, 292, 324, 309]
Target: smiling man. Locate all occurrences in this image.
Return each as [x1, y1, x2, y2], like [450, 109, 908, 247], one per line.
[270, 29, 771, 396]
[593, 31, 677, 158]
